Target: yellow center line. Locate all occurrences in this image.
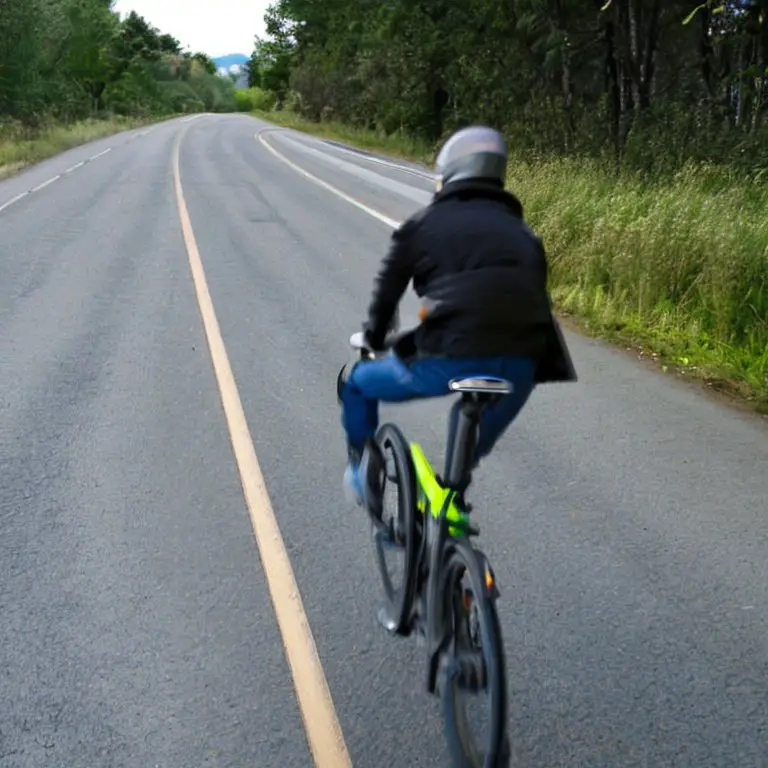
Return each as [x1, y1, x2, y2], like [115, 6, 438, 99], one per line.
[172, 125, 352, 767]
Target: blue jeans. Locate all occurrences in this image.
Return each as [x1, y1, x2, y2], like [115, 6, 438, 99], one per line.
[340, 353, 535, 478]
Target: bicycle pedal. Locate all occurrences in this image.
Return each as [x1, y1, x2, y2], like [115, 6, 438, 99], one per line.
[449, 523, 480, 538]
[378, 534, 404, 550]
[377, 517, 404, 547]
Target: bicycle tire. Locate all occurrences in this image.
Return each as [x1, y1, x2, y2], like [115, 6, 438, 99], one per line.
[440, 539, 509, 767]
[370, 422, 419, 636]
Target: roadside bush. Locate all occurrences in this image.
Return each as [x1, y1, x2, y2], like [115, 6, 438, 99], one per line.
[235, 87, 277, 112]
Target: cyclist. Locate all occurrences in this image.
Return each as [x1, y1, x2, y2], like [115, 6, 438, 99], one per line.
[338, 125, 576, 513]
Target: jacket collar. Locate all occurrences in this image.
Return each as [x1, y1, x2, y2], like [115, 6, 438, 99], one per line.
[433, 179, 524, 218]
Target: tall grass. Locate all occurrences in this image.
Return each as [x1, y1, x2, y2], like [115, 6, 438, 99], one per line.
[0, 115, 159, 179]
[515, 156, 768, 408]
[257, 109, 768, 412]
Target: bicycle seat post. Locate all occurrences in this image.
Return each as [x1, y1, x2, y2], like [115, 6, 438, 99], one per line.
[443, 376, 514, 497]
[443, 395, 484, 494]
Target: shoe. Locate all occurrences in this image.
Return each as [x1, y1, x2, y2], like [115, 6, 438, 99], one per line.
[343, 460, 365, 507]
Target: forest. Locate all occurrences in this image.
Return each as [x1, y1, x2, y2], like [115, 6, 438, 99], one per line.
[250, 0, 768, 174]
[248, 0, 768, 408]
[0, 0, 236, 127]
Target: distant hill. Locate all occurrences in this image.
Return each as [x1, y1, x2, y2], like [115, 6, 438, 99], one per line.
[213, 54, 248, 71]
[212, 53, 249, 89]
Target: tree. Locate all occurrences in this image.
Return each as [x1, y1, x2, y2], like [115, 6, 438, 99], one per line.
[0, 3, 236, 126]
[257, 0, 767, 172]
[246, 31, 294, 101]
[192, 52, 217, 76]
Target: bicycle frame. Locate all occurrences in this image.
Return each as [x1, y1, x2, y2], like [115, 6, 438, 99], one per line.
[344, 332, 511, 763]
[344, 331, 501, 692]
[410, 443, 458, 693]
[409, 443, 498, 695]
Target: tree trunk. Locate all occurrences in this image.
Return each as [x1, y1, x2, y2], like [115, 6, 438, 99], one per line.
[626, 0, 660, 112]
[603, 10, 622, 159]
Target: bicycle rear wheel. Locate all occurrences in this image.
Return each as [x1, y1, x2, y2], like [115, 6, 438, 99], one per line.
[440, 539, 510, 767]
[370, 422, 419, 636]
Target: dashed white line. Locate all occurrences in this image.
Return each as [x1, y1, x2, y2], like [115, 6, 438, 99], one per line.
[0, 191, 28, 214]
[31, 175, 60, 192]
[0, 118, 178, 216]
[1, 147, 110, 216]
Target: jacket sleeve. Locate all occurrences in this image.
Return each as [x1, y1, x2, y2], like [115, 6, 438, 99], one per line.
[363, 216, 418, 348]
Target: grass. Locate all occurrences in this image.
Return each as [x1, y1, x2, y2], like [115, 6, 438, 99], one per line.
[0, 114, 171, 179]
[256, 108, 768, 414]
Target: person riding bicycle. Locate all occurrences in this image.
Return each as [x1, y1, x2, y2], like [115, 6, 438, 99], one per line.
[338, 125, 576, 512]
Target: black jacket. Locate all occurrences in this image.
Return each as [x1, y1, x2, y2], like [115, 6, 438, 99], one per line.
[363, 179, 576, 384]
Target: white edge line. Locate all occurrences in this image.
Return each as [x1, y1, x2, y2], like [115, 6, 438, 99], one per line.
[31, 175, 60, 192]
[257, 130, 400, 230]
[0, 191, 28, 214]
[89, 148, 112, 161]
[318, 137, 436, 181]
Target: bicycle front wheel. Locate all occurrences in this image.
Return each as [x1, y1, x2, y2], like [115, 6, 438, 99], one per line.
[370, 422, 419, 636]
[440, 539, 510, 767]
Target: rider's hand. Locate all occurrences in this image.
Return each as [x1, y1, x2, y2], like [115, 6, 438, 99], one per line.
[364, 306, 399, 351]
[364, 327, 387, 351]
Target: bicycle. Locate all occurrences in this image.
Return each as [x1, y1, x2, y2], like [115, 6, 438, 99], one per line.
[342, 331, 512, 768]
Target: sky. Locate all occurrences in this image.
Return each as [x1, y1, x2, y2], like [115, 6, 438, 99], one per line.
[112, 0, 270, 58]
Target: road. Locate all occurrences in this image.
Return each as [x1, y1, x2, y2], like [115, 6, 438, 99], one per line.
[1, 113, 767, 767]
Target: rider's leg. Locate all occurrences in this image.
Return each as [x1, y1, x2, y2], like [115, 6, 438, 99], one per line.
[340, 353, 511, 502]
[340, 352, 429, 503]
[340, 353, 425, 457]
[340, 353, 535, 503]
[341, 353, 533, 454]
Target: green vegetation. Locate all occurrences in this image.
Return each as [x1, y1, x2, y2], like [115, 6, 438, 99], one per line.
[234, 87, 277, 114]
[0, 116, 164, 178]
[252, 0, 768, 411]
[0, 0, 238, 174]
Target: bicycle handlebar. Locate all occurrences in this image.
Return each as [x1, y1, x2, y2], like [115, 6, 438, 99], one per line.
[349, 330, 404, 360]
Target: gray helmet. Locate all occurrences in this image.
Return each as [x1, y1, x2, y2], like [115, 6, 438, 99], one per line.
[435, 125, 507, 189]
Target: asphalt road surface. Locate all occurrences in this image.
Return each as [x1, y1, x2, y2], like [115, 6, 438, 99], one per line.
[2, 113, 767, 768]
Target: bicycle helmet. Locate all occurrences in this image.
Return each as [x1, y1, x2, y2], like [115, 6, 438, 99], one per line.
[434, 125, 508, 190]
